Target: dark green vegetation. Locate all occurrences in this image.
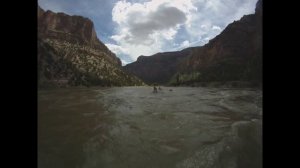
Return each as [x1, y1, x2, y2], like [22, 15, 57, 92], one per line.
[38, 39, 143, 88]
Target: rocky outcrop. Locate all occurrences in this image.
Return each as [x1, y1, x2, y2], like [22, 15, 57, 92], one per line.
[38, 6, 144, 87]
[38, 6, 120, 65]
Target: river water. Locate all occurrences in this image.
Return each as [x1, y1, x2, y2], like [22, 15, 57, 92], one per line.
[38, 86, 262, 168]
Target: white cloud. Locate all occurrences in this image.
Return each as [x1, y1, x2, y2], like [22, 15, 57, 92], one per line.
[212, 25, 221, 31]
[179, 40, 190, 48]
[108, 0, 196, 61]
[108, 0, 258, 63]
[112, 1, 189, 45]
[105, 43, 129, 56]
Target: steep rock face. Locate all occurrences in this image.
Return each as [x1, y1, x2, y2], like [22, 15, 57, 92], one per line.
[38, 6, 121, 66]
[38, 6, 143, 87]
[124, 48, 191, 84]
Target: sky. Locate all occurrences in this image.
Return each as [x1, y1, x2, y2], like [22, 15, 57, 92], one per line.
[38, 0, 258, 65]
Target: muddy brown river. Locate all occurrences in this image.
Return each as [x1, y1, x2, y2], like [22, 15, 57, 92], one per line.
[38, 86, 262, 168]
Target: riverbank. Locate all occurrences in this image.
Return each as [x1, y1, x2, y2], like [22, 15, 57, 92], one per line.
[170, 81, 262, 89]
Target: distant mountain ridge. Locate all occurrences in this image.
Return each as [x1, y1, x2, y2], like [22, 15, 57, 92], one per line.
[124, 0, 262, 87]
[124, 48, 192, 84]
[38, 6, 144, 87]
